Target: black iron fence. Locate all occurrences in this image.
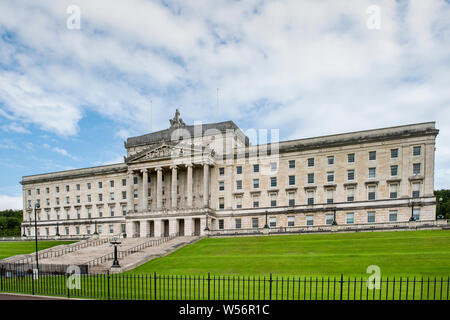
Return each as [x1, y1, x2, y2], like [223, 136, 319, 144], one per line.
[0, 266, 448, 300]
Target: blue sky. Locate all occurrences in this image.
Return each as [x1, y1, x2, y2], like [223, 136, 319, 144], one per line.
[0, 0, 450, 209]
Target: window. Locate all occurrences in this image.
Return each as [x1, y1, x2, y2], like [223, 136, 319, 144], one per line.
[326, 214, 334, 225]
[270, 193, 277, 207]
[288, 192, 295, 206]
[87, 194, 91, 202]
[219, 181, 225, 191]
[122, 191, 126, 200]
[65, 185, 69, 192]
[218, 219, 224, 230]
[65, 227, 69, 235]
[236, 166, 242, 174]
[346, 213, 354, 224]
[122, 206, 127, 216]
[88, 209, 91, 219]
[307, 190, 314, 205]
[133, 190, 138, 199]
[270, 162, 277, 171]
[66, 196, 70, 204]
[236, 180, 242, 190]
[27, 200, 31, 208]
[219, 197, 224, 209]
[98, 225, 102, 234]
[389, 210, 397, 222]
[99, 193, 103, 202]
[110, 180, 114, 188]
[413, 208, 420, 220]
[76, 195, 80, 204]
[327, 156, 334, 165]
[270, 177, 277, 187]
[253, 179, 259, 189]
[253, 195, 259, 208]
[235, 219, 242, 229]
[46, 187, 49, 194]
[98, 182, 102, 189]
[391, 165, 398, 176]
[133, 177, 138, 185]
[46, 198, 50, 206]
[391, 149, 398, 158]
[109, 225, 114, 234]
[86, 226, 91, 235]
[369, 151, 376, 160]
[412, 183, 420, 198]
[307, 173, 314, 184]
[368, 211, 376, 223]
[28, 190, 31, 196]
[306, 215, 314, 226]
[288, 216, 295, 227]
[87, 183, 91, 190]
[289, 160, 295, 169]
[110, 192, 114, 201]
[122, 179, 126, 186]
[327, 172, 334, 182]
[308, 158, 314, 167]
[236, 196, 242, 209]
[368, 186, 376, 200]
[76, 184, 80, 191]
[76, 209, 80, 219]
[219, 167, 225, 176]
[110, 208, 114, 217]
[413, 146, 421, 156]
[252, 218, 259, 229]
[56, 186, 60, 193]
[269, 217, 276, 228]
[368, 167, 376, 179]
[390, 184, 398, 199]
[413, 163, 421, 175]
[253, 164, 259, 173]
[347, 169, 355, 181]
[348, 153, 355, 163]
[327, 189, 334, 204]
[56, 197, 60, 205]
[37, 188, 40, 195]
[289, 175, 295, 185]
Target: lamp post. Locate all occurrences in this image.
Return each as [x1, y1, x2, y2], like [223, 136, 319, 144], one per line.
[55, 222, 60, 236]
[110, 237, 122, 268]
[409, 203, 415, 221]
[204, 212, 210, 231]
[438, 197, 444, 219]
[34, 202, 40, 276]
[332, 207, 338, 225]
[264, 210, 269, 229]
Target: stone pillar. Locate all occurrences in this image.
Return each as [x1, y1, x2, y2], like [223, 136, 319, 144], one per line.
[203, 163, 210, 208]
[171, 165, 178, 208]
[186, 163, 193, 207]
[156, 167, 162, 209]
[169, 218, 177, 235]
[154, 219, 162, 237]
[127, 171, 134, 211]
[141, 169, 148, 212]
[141, 219, 149, 237]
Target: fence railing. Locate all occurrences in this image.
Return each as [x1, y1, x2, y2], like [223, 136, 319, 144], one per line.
[86, 233, 179, 267]
[0, 268, 448, 300]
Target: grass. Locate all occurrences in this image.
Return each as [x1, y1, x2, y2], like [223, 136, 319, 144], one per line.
[129, 230, 450, 277]
[0, 240, 76, 260]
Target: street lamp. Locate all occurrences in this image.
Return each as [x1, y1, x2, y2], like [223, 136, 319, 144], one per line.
[55, 222, 60, 236]
[34, 202, 40, 276]
[204, 212, 210, 231]
[438, 198, 444, 219]
[110, 237, 122, 268]
[264, 210, 269, 229]
[409, 203, 416, 222]
[332, 207, 338, 225]
[94, 220, 99, 235]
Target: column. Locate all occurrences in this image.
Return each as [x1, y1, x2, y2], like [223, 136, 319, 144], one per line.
[127, 171, 134, 211]
[171, 165, 178, 208]
[141, 169, 148, 211]
[156, 167, 163, 209]
[186, 164, 193, 207]
[203, 163, 210, 208]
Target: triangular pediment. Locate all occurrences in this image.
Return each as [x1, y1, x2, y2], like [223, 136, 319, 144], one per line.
[125, 142, 205, 163]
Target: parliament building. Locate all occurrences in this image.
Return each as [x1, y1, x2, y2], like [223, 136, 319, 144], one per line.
[20, 110, 440, 238]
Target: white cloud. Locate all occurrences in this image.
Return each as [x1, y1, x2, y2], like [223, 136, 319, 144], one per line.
[1, 122, 30, 134]
[0, 195, 22, 210]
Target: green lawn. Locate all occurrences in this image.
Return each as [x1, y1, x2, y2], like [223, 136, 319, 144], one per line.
[130, 230, 450, 277]
[0, 240, 76, 260]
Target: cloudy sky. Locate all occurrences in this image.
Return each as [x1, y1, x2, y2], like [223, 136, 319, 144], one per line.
[0, 0, 449, 209]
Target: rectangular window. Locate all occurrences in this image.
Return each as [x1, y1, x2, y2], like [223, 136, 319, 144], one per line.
[28, 190, 31, 196]
[110, 208, 114, 217]
[36, 188, 40, 195]
[46, 198, 50, 206]
[306, 215, 314, 226]
[88, 209, 91, 219]
[288, 192, 295, 206]
[236, 166, 242, 174]
[327, 171, 334, 182]
[368, 211, 376, 223]
[270, 193, 277, 207]
[327, 156, 334, 165]
[269, 217, 276, 228]
[307, 190, 314, 205]
[134, 177, 138, 185]
[76, 184, 80, 191]
[87, 183, 91, 190]
[219, 197, 224, 209]
[390, 184, 398, 199]
[253, 179, 259, 189]
[66, 196, 70, 204]
[327, 189, 334, 204]
[122, 179, 126, 186]
[99, 193, 103, 202]
[391, 165, 398, 176]
[98, 182, 102, 189]
[391, 149, 398, 158]
[133, 190, 138, 199]
[46, 187, 49, 194]
[87, 194, 91, 202]
[369, 151, 376, 160]
[110, 180, 114, 188]
[287, 216, 295, 227]
[122, 191, 126, 200]
[218, 219, 224, 230]
[347, 169, 355, 181]
[219, 181, 225, 191]
[110, 192, 114, 201]
[109, 225, 114, 234]
[252, 218, 259, 229]
[253, 195, 259, 208]
[347, 187, 355, 202]
[270, 177, 277, 187]
[307, 173, 314, 184]
[270, 162, 277, 171]
[76, 209, 80, 219]
[288, 160, 295, 169]
[413, 208, 420, 220]
[56, 198, 60, 205]
[308, 158, 314, 167]
[236, 196, 242, 209]
[219, 167, 225, 176]
[289, 175, 295, 185]
[98, 226, 102, 234]
[413, 146, 421, 156]
[368, 186, 376, 200]
[56, 186, 60, 193]
[253, 164, 259, 173]
[235, 219, 242, 229]
[76, 195, 80, 204]
[326, 214, 334, 225]
[346, 213, 354, 224]
[368, 167, 376, 179]
[348, 153, 355, 163]
[412, 183, 420, 198]
[65, 185, 69, 192]
[122, 206, 127, 216]
[236, 180, 242, 190]
[389, 210, 397, 222]
[413, 163, 421, 175]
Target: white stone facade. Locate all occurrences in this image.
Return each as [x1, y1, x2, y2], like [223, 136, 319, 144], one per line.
[20, 113, 439, 238]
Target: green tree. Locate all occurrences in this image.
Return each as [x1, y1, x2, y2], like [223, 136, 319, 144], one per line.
[434, 190, 450, 219]
[0, 209, 23, 237]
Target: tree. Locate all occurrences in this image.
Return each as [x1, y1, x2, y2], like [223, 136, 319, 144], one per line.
[434, 190, 450, 219]
[0, 210, 23, 237]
